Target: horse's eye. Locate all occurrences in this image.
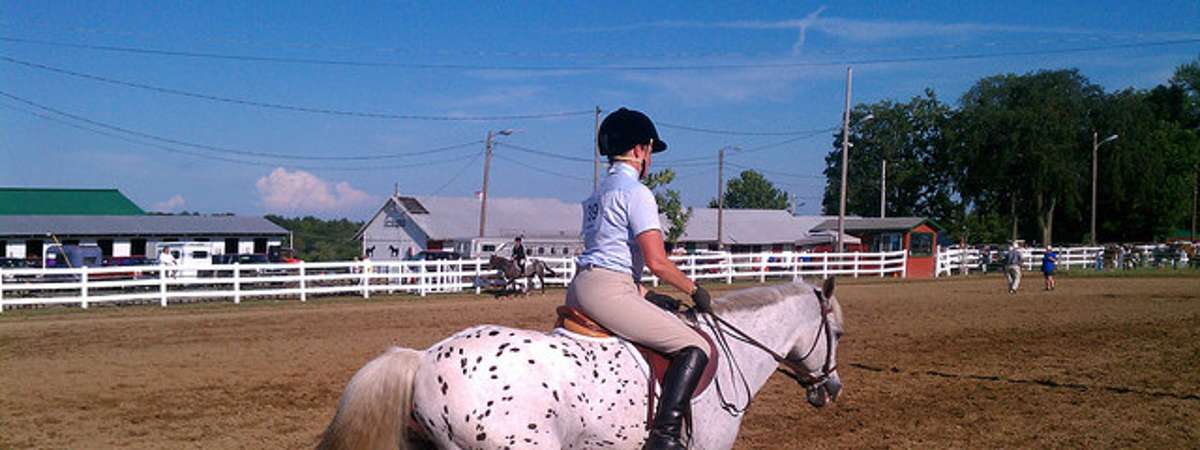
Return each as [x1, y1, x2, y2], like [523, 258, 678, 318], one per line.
[834, 330, 844, 340]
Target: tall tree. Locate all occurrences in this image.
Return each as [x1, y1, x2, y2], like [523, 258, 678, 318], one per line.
[709, 170, 790, 209]
[264, 215, 363, 261]
[643, 169, 692, 244]
[953, 69, 1103, 245]
[820, 90, 958, 233]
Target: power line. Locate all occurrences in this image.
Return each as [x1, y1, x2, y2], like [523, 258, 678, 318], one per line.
[434, 152, 484, 194]
[0, 55, 595, 121]
[0, 101, 482, 171]
[2, 37, 1197, 72]
[657, 122, 834, 136]
[726, 162, 826, 179]
[0, 89, 485, 161]
[494, 142, 593, 163]
[492, 153, 591, 182]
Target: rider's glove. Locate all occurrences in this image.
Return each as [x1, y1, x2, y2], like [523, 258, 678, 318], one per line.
[644, 291, 681, 312]
[691, 285, 713, 313]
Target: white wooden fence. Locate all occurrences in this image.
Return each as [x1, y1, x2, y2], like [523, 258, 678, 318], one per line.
[0, 251, 906, 312]
[937, 246, 1105, 277]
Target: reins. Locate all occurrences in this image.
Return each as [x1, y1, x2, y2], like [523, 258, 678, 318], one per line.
[697, 286, 838, 415]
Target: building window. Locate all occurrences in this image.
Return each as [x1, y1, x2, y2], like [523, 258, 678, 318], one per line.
[253, 238, 268, 254]
[0, 240, 5, 257]
[131, 238, 147, 257]
[482, 244, 496, 252]
[873, 233, 903, 252]
[562, 247, 569, 255]
[537, 247, 545, 255]
[25, 239, 43, 259]
[97, 239, 114, 257]
[909, 232, 934, 257]
[225, 238, 240, 255]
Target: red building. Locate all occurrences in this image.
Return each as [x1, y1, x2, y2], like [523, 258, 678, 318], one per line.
[812, 217, 943, 278]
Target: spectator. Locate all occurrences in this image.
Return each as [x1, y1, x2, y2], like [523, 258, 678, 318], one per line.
[159, 246, 177, 278]
[1004, 242, 1023, 294]
[1042, 245, 1058, 291]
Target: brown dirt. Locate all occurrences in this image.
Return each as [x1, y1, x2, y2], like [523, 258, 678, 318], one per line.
[1, 276, 1198, 449]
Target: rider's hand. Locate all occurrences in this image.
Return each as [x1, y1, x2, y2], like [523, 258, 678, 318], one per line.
[691, 285, 713, 313]
[644, 290, 681, 312]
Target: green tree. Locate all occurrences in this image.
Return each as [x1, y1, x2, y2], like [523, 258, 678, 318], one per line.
[820, 89, 959, 234]
[952, 69, 1103, 245]
[643, 169, 692, 244]
[709, 170, 790, 209]
[264, 215, 364, 261]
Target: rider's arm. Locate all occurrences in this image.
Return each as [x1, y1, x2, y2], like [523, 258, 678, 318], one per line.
[636, 229, 696, 296]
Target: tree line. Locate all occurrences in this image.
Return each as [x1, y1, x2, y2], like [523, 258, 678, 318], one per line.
[821, 57, 1200, 244]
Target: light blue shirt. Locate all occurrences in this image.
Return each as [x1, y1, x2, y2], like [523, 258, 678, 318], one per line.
[577, 164, 662, 281]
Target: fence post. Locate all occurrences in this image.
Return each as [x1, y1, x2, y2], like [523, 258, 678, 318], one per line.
[901, 251, 908, 278]
[759, 255, 766, 283]
[475, 260, 482, 295]
[0, 268, 5, 313]
[299, 261, 307, 302]
[233, 262, 241, 304]
[362, 260, 371, 299]
[725, 254, 733, 284]
[853, 253, 860, 278]
[880, 253, 885, 278]
[159, 265, 168, 307]
[419, 263, 427, 297]
[81, 266, 89, 309]
[822, 254, 829, 279]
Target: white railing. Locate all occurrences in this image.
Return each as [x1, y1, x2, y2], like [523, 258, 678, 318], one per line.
[0, 250, 908, 312]
[937, 246, 1106, 277]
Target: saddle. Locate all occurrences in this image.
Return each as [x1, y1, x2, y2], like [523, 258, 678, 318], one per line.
[555, 305, 719, 400]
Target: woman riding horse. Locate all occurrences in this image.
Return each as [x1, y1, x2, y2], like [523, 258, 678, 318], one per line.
[567, 107, 712, 450]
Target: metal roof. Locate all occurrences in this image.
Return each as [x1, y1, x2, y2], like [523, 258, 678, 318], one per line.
[396, 196, 583, 240]
[0, 188, 145, 216]
[811, 216, 936, 232]
[674, 209, 832, 245]
[0, 215, 288, 237]
[365, 195, 847, 246]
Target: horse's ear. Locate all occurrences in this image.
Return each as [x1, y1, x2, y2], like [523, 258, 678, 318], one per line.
[822, 277, 836, 299]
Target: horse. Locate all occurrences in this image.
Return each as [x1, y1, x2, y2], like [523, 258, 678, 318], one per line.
[488, 255, 558, 295]
[317, 279, 844, 450]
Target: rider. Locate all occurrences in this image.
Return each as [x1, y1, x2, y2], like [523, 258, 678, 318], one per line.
[566, 107, 713, 450]
[512, 236, 528, 274]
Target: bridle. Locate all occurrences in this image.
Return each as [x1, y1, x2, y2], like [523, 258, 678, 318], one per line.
[697, 286, 839, 415]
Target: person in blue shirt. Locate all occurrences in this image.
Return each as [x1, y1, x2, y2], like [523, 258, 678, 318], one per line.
[566, 107, 712, 450]
[1042, 245, 1058, 291]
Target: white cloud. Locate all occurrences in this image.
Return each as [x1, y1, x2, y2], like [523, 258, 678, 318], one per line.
[255, 168, 374, 214]
[153, 194, 186, 212]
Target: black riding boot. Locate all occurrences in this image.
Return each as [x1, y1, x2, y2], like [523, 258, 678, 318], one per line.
[643, 346, 708, 450]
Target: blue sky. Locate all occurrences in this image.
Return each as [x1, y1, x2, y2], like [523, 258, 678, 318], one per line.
[2, 1, 1198, 219]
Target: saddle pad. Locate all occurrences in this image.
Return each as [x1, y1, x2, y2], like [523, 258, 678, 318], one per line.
[555, 305, 719, 399]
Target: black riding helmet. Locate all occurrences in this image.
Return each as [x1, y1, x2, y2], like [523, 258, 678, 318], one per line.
[597, 108, 668, 156]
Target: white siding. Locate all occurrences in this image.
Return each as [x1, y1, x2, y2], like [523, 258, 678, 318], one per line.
[113, 241, 132, 257]
[362, 201, 427, 260]
[5, 242, 24, 258]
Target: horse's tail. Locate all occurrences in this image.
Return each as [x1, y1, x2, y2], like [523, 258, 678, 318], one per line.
[317, 347, 423, 450]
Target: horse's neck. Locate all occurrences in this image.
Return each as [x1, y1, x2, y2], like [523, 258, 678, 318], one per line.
[693, 294, 813, 443]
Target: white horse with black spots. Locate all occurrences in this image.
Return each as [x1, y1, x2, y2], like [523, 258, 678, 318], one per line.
[317, 279, 844, 450]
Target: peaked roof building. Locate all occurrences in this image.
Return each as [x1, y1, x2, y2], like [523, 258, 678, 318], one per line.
[0, 188, 145, 215]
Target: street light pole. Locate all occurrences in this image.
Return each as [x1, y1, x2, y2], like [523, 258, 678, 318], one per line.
[880, 159, 887, 219]
[479, 129, 514, 238]
[837, 67, 853, 253]
[1091, 131, 1118, 245]
[717, 147, 726, 251]
[593, 106, 602, 192]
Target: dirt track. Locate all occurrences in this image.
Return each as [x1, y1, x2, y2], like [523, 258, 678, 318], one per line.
[2, 275, 1198, 449]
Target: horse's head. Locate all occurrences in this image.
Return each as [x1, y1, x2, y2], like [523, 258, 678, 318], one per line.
[784, 277, 844, 408]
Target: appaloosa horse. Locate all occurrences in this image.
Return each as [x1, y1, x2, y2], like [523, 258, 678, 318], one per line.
[317, 279, 844, 450]
[488, 255, 558, 295]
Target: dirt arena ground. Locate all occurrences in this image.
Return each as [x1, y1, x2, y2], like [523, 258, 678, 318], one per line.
[2, 274, 1198, 449]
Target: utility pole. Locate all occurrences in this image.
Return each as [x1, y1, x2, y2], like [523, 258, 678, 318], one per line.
[837, 67, 853, 253]
[1091, 132, 1118, 245]
[1192, 165, 1197, 243]
[717, 147, 726, 251]
[594, 106, 602, 192]
[479, 131, 496, 238]
[880, 159, 887, 219]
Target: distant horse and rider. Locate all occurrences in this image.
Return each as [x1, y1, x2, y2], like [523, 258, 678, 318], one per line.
[488, 254, 558, 296]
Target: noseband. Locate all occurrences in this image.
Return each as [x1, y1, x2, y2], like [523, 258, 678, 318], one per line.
[701, 286, 838, 415]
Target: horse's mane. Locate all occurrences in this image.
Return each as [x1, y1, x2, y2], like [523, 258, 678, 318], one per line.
[713, 281, 845, 331]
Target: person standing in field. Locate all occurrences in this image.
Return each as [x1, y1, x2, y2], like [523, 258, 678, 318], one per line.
[1042, 245, 1058, 291]
[1004, 242, 1023, 294]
